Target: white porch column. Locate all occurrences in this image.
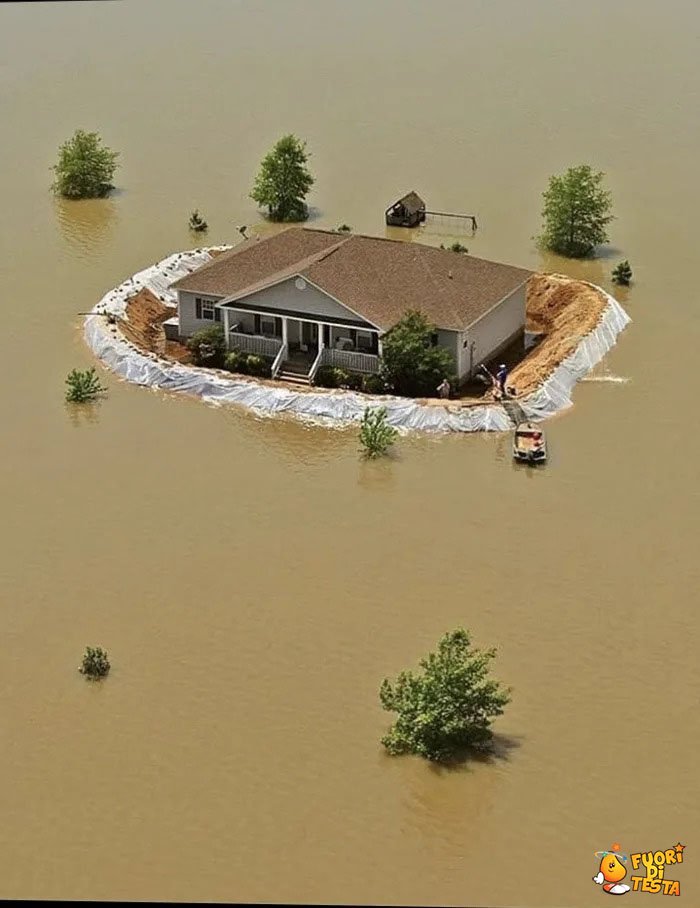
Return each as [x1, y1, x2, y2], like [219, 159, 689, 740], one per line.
[282, 316, 288, 348]
[377, 334, 383, 356]
[317, 322, 325, 352]
[223, 308, 230, 350]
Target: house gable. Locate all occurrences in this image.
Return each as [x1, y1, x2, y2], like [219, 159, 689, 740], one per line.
[219, 276, 377, 330]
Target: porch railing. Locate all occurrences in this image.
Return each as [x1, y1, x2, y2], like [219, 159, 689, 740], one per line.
[229, 331, 282, 358]
[271, 343, 288, 379]
[321, 347, 381, 374]
[309, 347, 324, 383]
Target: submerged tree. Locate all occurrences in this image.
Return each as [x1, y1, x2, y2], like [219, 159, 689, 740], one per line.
[79, 646, 111, 680]
[380, 310, 455, 397]
[359, 406, 398, 459]
[537, 164, 613, 258]
[380, 628, 511, 763]
[65, 367, 107, 403]
[250, 134, 314, 222]
[612, 260, 633, 286]
[52, 129, 119, 199]
[189, 209, 208, 232]
[439, 241, 468, 253]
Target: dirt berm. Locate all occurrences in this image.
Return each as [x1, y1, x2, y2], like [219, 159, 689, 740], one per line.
[117, 272, 609, 405]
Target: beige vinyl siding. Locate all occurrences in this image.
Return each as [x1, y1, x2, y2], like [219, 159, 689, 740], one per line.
[459, 285, 526, 377]
[177, 291, 225, 338]
[436, 330, 459, 374]
[229, 277, 374, 326]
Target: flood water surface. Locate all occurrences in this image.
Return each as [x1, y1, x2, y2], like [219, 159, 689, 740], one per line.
[0, 1, 699, 906]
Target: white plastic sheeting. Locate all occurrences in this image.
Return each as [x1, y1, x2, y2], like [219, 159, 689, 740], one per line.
[84, 248, 631, 434]
[516, 287, 631, 422]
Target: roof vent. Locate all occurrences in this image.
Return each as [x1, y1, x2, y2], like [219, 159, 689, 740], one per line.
[448, 270, 453, 279]
[295, 277, 307, 291]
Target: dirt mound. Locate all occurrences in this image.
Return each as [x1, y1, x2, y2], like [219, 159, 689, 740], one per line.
[118, 288, 174, 358]
[509, 273, 608, 396]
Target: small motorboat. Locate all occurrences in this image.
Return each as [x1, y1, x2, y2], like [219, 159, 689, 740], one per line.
[513, 421, 547, 464]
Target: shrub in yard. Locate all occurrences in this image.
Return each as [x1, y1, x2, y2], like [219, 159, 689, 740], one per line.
[361, 373, 387, 395]
[245, 354, 272, 377]
[359, 406, 398, 459]
[314, 365, 337, 388]
[79, 646, 111, 680]
[612, 260, 632, 286]
[224, 351, 247, 373]
[343, 371, 364, 391]
[314, 365, 349, 388]
[187, 325, 226, 367]
[65, 367, 107, 403]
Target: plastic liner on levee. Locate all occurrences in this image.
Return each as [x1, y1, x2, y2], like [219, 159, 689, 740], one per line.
[84, 247, 631, 434]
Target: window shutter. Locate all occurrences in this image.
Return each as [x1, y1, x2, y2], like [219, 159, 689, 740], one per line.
[215, 308, 221, 323]
[195, 298, 202, 319]
[274, 317, 282, 336]
[254, 314, 261, 334]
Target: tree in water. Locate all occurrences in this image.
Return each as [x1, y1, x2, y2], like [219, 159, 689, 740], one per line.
[537, 164, 613, 258]
[52, 129, 119, 199]
[359, 406, 398, 459]
[65, 367, 107, 403]
[380, 628, 511, 763]
[189, 209, 208, 232]
[250, 134, 314, 222]
[612, 260, 633, 286]
[79, 646, 111, 680]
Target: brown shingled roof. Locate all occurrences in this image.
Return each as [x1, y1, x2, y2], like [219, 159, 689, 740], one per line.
[390, 191, 425, 214]
[169, 228, 342, 296]
[170, 227, 532, 332]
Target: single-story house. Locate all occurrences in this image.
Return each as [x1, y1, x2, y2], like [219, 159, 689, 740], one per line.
[169, 227, 532, 386]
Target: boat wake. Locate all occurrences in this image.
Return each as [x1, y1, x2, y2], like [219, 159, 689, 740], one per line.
[580, 375, 630, 383]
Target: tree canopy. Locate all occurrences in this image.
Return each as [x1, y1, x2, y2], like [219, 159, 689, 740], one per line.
[380, 310, 455, 397]
[537, 164, 613, 258]
[380, 628, 511, 763]
[52, 129, 119, 199]
[250, 134, 314, 222]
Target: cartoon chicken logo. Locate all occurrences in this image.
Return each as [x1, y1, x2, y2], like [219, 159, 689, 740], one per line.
[593, 843, 630, 895]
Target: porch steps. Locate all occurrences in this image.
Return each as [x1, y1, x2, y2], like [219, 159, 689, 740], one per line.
[277, 370, 311, 386]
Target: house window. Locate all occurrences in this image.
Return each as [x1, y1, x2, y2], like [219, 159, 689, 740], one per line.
[195, 298, 221, 322]
[356, 331, 374, 351]
[254, 315, 282, 337]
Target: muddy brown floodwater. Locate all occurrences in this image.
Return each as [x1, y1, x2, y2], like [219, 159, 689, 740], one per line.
[0, 2, 698, 906]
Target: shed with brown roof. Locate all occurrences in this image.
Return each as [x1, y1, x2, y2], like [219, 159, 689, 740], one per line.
[385, 191, 427, 227]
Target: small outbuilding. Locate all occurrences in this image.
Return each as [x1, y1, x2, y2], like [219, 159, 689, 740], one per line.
[385, 191, 426, 227]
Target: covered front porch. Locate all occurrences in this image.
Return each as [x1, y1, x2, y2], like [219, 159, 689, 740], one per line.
[218, 304, 382, 381]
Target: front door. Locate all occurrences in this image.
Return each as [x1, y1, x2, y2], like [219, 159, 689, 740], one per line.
[301, 321, 318, 349]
